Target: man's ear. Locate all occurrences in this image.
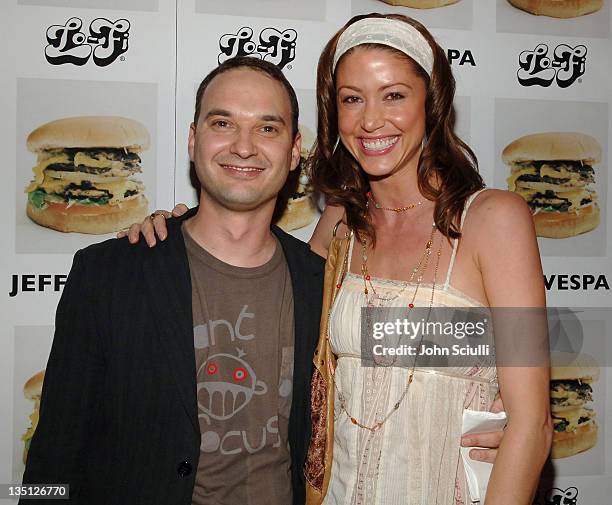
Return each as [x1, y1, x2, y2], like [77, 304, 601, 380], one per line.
[290, 131, 302, 172]
[188, 122, 197, 162]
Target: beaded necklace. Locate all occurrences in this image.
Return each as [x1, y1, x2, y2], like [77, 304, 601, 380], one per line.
[332, 224, 443, 432]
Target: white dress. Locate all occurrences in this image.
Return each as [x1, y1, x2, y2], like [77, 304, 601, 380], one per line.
[322, 190, 498, 505]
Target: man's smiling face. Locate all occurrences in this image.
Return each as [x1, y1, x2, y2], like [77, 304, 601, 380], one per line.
[189, 67, 301, 213]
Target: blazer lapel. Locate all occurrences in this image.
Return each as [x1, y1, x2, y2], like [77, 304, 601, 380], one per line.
[144, 210, 199, 435]
[273, 226, 324, 465]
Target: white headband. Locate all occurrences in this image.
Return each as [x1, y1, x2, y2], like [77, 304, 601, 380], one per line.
[332, 17, 434, 76]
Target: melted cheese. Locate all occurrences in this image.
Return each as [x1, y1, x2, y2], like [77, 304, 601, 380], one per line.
[515, 186, 537, 199]
[73, 152, 126, 170]
[540, 164, 587, 183]
[34, 178, 144, 205]
[551, 388, 576, 400]
[560, 189, 591, 211]
[44, 170, 127, 184]
[26, 154, 71, 191]
[27, 151, 140, 194]
[507, 166, 537, 192]
[553, 408, 595, 432]
[513, 183, 592, 212]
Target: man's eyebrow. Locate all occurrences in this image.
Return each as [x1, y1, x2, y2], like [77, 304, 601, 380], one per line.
[260, 114, 286, 125]
[203, 109, 286, 126]
[204, 108, 232, 119]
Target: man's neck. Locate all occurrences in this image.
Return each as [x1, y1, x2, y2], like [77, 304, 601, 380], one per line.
[184, 199, 278, 268]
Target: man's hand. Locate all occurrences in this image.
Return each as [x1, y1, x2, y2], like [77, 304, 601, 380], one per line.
[116, 204, 189, 246]
[461, 396, 504, 463]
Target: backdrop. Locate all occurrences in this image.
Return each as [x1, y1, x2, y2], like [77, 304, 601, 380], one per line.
[1, 1, 611, 504]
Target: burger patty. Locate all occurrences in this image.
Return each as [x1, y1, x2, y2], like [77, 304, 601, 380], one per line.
[64, 147, 141, 163]
[46, 162, 141, 175]
[517, 174, 570, 185]
[551, 408, 595, 433]
[513, 160, 595, 186]
[553, 414, 592, 433]
[527, 190, 592, 212]
[64, 181, 112, 202]
[29, 179, 143, 207]
[44, 148, 142, 176]
[551, 380, 593, 406]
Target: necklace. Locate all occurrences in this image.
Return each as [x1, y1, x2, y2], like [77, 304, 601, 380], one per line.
[360, 222, 437, 307]
[366, 191, 423, 212]
[332, 227, 443, 432]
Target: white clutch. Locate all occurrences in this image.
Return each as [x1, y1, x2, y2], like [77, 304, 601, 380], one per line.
[460, 409, 507, 504]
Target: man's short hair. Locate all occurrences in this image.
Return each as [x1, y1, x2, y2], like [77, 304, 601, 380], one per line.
[193, 57, 299, 138]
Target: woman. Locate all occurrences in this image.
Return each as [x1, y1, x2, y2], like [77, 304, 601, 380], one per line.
[121, 13, 552, 504]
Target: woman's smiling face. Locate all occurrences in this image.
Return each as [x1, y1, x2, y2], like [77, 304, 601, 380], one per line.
[335, 46, 428, 180]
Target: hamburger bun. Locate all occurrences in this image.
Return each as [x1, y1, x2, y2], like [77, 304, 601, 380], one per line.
[24, 370, 45, 400]
[27, 195, 148, 234]
[502, 132, 601, 165]
[550, 351, 600, 382]
[299, 125, 316, 156]
[22, 370, 45, 465]
[534, 202, 600, 238]
[275, 124, 319, 232]
[551, 421, 598, 458]
[378, 0, 460, 7]
[276, 195, 318, 232]
[27, 116, 150, 152]
[507, 0, 603, 18]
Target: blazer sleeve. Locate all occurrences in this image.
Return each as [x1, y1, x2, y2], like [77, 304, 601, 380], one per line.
[21, 249, 106, 503]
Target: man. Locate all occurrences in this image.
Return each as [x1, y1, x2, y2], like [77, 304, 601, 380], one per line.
[22, 57, 323, 505]
[23, 56, 504, 505]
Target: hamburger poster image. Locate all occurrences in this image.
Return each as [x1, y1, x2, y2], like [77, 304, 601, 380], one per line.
[16, 78, 157, 254]
[12, 326, 54, 485]
[496, 0, 610, 38]
[494, 98, 608, 257]
[195, 0, 326, 21]
[17, 0, 158, 11]
[544, 314, 608, 478]
[351, 0, 474, 30]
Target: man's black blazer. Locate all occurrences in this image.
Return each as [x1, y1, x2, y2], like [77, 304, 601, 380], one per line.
[21, 208, 324, 505]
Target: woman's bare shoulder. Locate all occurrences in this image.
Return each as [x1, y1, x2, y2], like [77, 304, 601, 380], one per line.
[466, 189, 533, 231]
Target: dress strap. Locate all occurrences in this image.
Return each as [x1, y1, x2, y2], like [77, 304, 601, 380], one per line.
[443, 188, 490, 290]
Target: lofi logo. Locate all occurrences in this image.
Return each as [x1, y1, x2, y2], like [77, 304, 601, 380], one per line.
[218, 26, 297, 69]
[535, 486, 578, 505]
[45, 17, 130, 67]
[517, 43, 586, 88]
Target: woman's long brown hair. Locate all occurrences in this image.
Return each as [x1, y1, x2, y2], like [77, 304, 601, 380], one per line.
[309, 13, 484, 243]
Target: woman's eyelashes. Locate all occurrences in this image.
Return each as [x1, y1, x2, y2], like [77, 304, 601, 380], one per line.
[339, 92, 405, 105]
[385, 91, 405, 101]
[340, 94, 362, 104]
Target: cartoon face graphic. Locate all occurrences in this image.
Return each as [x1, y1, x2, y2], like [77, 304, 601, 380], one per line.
[197, 350, 267, 423]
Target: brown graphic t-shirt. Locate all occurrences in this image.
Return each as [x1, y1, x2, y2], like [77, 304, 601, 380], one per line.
[183, 225, 294, 505]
